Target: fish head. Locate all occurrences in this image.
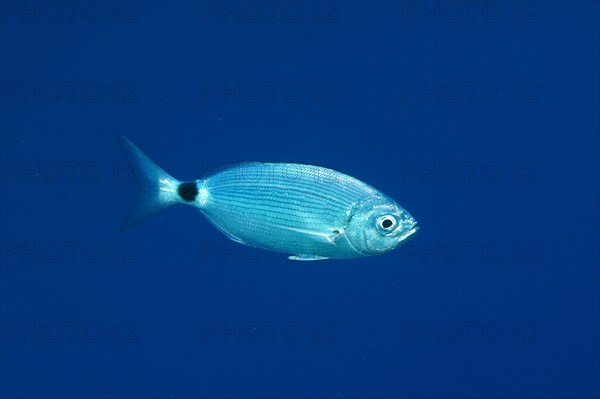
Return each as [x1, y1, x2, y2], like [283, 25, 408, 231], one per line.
[344, 196, 419, 256]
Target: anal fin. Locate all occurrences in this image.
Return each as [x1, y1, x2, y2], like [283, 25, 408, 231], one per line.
[288, 255, 330, 261]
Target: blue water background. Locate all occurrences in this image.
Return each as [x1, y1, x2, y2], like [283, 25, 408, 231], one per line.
[1, 1, 599, 398]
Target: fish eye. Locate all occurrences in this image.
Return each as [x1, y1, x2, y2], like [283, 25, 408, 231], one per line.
[376, 215, 397, 233]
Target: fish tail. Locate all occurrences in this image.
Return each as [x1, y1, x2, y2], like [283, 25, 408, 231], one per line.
[118, 135, 186, 232]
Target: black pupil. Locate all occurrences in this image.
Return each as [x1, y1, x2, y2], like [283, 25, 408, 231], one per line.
[382, 218, 393, 229]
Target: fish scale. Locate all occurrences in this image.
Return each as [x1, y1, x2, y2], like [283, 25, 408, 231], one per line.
[198, 164, 366, 255]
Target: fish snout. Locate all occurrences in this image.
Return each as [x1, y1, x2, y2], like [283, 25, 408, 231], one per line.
[396, 215, 419, 242]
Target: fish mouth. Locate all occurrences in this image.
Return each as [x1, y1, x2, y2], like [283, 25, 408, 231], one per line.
[397, 222, 419, 242]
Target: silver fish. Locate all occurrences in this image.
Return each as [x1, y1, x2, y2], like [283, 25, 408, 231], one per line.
[119, 136, 419, 261]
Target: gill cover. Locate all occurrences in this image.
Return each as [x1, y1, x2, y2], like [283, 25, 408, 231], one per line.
[344, 196, 417, 256]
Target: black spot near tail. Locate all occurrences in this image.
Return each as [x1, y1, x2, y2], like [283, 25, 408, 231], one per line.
[178, 182, 198, 202]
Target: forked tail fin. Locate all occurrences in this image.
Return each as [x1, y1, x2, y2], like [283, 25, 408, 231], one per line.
[118, 135, 182, 231]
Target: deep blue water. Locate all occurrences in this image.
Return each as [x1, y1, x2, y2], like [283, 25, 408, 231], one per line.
[1, 1, 599, 398]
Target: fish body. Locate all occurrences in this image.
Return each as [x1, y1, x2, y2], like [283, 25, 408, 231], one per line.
[119, 136, 419, 260]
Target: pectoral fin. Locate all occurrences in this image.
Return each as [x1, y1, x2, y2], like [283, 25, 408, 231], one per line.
[273, 225, 343, 244]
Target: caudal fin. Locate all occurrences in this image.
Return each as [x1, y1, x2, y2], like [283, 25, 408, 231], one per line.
[119, 135, 181, 231]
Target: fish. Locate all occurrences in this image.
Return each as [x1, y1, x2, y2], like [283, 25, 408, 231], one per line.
[119, 135, 419, 261]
